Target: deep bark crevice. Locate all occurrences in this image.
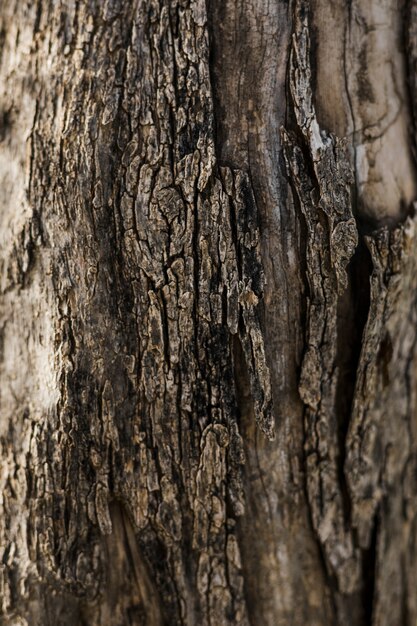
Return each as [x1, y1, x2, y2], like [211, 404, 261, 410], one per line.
[361, 506, 379, 625]
[230, 334, 256, 626]
[335, 235, 373, 523]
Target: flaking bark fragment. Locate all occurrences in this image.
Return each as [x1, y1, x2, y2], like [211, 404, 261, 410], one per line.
[282, 0, 361, 595]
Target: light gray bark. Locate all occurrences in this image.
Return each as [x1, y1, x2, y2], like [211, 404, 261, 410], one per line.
[1, 0, 417, 625]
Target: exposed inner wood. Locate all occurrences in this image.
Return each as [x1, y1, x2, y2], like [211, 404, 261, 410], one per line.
[314, 0, 417, 223]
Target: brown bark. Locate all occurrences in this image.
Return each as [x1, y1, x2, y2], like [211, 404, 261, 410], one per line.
[1, 0, 417, 624]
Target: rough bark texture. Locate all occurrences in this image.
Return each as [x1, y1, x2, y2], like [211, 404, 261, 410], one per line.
[1, 0, 417, 625]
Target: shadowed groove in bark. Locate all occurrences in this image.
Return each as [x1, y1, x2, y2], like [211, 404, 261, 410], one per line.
[335, 236, 373, 520]
[335, 234, 375, 624]
[230, 333, 257, 626]
[361, 508, 379, 626]
[86, 501, 164, 626]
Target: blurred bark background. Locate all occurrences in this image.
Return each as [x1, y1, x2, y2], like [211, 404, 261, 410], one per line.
[1, 0, 417, 624]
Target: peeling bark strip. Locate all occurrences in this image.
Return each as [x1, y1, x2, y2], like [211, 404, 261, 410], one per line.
[0, 0, 273, 624]
[282, 0, 361, 595]
[284, 1, 417, 623]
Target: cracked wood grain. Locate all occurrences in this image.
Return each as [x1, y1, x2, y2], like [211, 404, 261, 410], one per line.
[313, 0, 417, 224]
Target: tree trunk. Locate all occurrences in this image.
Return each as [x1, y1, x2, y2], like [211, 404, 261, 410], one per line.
[1, 0, 417, 624]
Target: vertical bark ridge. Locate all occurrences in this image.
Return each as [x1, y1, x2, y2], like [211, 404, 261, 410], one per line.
[282, 0, 361, 601]
[208, 1, 337, 624]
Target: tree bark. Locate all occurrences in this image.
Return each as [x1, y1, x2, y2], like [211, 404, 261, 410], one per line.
[1, 0, 417, 624]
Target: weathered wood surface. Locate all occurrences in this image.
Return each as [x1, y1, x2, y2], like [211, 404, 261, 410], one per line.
[1, 0, 417, 624]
